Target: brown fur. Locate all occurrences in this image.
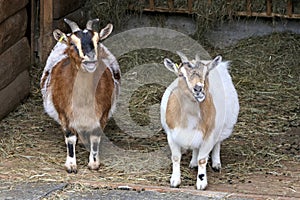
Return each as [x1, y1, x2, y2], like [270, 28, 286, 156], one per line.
[40, 71, 49, 89]
[198, 79, 216, 139]
[166, 77, 216, 140]
[166, 91, 180, 130]
[47, 44, 115, 133]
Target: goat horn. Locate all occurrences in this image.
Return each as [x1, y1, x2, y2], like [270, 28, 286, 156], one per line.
[64, 18, 81, 33]
[86, 18, 99, 30]
[176, 51, 189, 63]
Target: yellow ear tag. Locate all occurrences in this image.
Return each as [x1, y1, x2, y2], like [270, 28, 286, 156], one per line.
[58, 35, 65, 43]
[175, 63, 179, 69]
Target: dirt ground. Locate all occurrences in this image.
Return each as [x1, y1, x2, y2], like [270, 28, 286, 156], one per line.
[0, 18, 299, 199]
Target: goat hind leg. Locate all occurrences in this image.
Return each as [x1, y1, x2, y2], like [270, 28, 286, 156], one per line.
[88, 129, 101, 170]
[211, 141, 221, 172]
[189, 148, 199, 168]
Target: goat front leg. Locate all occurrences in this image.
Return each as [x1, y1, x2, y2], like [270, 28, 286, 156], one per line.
[211, 141, 221, 172]
[196, 157, 208, 190]
[168, 134, 182, 188]
[65, 130, 77, 173]
[88, 128, 101, 170]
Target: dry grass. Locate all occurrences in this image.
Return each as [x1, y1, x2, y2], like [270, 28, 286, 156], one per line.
[0, 32, 299, 191]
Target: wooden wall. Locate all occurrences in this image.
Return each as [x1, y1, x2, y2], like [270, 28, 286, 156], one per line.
[0, 0, 86, 120]
[0, 0, 30, 119]
[34, 0, 86, 64]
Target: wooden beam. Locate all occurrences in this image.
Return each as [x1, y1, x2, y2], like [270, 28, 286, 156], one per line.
[246, 0, 251, 16]
[287, 0, 293, 17]
[236, 11, 300, 19]
[187, 0, 193, 13]
[39, 0, 53, 63]
[149, 0, 155, 10]
[167, 0, 174, 10]
[30, 0, 37, 64]
[266, 0, 272, 16]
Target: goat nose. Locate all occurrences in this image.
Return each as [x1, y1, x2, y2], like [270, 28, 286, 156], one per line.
[194, 85, 202, 93]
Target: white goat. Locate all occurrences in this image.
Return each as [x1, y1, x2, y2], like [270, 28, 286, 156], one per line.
[40, 19, 120, 173]
[160, 52, 239, 189]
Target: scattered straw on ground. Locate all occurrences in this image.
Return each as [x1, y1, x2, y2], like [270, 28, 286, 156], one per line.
[0, 28, 299, 195]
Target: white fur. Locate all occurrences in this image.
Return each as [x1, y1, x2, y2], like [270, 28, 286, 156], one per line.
[65, 135, 77, 172]
[161, 60, 239, 190]
[41, 42, 120, 125]
[41, 39, 120, 172]
[41, 42, 68, 124]
[100, 43, 120, 118]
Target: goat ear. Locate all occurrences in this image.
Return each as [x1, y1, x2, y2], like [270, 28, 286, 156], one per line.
[53, 29, 67, 43]
[208, 55, 222, 72]
[164, 58, 179, 74]
[99, 24, 113, 40]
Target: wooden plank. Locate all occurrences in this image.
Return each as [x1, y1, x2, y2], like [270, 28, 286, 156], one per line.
[266, 0, 272, 16]
[246, 0, 251, 16]
[0, 70, 30, 120]
[167, 0, 174, 10]
[226, 0, 233, 19]
[287, 0, 293, 17]
[0, 8, 27, 55]
[149, 0, 155, 10]
[187, 0, 193, 13]
[142, 7, 193, 14]
[0, 37, 30, 90]
[134, 0, 300, 19]
[39, 0, 54, 64]
[236, 11, 300, 19]
[31, 0, 38, 64]
[0, 0, 28, 23]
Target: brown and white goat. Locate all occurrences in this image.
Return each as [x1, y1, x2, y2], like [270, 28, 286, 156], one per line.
[40, 19, 120, 173]
[160, 52, 239, 189]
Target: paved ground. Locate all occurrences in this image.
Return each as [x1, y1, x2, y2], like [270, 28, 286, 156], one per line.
[0, 181, 261, 200]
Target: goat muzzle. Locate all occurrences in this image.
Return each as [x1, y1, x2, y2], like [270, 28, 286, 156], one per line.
[82, 60, 97, 73]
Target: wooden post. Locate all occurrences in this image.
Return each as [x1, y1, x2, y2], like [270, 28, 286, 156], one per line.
[226, 0, 233, 19]
[30, 0, 37, 64]
[149, 0, 155, 10]
[287, 0, 293, 17]
[266, 0, 272, 16]
[167, 0, 174, 10]
[187, 0, 193, 13]
[39, 0, 53, 63]
[246, 0, 251, 16]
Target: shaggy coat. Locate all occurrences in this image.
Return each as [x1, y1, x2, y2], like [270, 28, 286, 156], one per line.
[40, 19, 120, 173]
[161, 52, 239, 190]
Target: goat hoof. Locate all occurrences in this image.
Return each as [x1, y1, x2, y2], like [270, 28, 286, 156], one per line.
[88, 162, 100, 170]
[66, 168, 77, 174]
[65, 164, 78, 174]
[170, 177, 181, 188]
[212, 163, 221, 172]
